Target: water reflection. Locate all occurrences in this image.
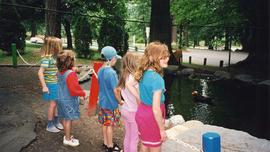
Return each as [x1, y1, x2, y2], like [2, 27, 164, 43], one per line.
[200, 79, 208, 97]
[165, 74, 269, 140]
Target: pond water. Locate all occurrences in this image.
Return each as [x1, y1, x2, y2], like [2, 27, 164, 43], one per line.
[164, 73, 270, 140]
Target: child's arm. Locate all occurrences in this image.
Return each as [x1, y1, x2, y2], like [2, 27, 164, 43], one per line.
[66, 72, 86, 97]
[126, 77, 140, 104]
[114, 87, 124, 105]
[38, 67, 48, 92]
[152, 90, 167, 142]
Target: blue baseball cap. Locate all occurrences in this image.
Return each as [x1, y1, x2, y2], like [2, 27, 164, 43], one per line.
[101, 46, 121, 60]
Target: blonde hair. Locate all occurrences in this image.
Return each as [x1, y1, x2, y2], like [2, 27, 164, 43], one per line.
[118, 51, 143, 89]
[42, 36, 62, 57]
[57, 50, 76, 72]
[134, 41, 169, 81]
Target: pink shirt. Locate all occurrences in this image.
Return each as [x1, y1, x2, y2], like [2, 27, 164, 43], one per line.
[121, 74, 138, 112]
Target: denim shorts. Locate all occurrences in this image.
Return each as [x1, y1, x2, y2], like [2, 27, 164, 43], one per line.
[42, 83, 58, 101]
[57, 98, 80, 120]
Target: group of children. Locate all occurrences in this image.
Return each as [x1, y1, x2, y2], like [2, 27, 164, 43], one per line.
[38, 36, 170, 152]
[38, 36, 86, 147]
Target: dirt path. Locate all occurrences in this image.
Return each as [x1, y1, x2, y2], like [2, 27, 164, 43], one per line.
[0, 67, 124, 152]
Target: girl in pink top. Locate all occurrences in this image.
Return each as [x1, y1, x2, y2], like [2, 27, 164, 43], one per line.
[118, 52, 142, 152]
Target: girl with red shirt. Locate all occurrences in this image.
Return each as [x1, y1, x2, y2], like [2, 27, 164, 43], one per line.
[56, 50, 86, 147]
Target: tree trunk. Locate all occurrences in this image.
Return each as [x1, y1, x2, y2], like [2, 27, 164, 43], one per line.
[183, 25, 189, 47]
[63, 18, 72, 49]
[45, 0, 61, 37]
[177, 24, 183, 49]
[30, 20, 37, 37]
[238, 0, 269, 77]
[150, 0, 176, 64]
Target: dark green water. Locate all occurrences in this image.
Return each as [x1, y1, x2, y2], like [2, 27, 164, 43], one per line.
[165, 74, 270, 140]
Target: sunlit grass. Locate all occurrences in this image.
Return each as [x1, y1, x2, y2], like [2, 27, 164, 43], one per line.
[0, 43, 101, 65]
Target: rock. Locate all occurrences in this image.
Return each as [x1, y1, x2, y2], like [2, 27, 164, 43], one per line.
[178, 68, 194, 76]
[168, 115, 185, 128]
[163, 123, 270, 152]
[234, 74, 254, 83]
[258, 80, 270, 86]
[162, 139, 198, 152]
[181, 120, 204, 129]
[165, 119, 170, 129]
[166, 125, 189, 139]
[214, 70, 231, 79]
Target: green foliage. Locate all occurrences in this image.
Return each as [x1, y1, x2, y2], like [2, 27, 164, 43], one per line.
[97, 0, 128, 56]
[97, 19, 127, 56]
[74, 17, 92, 58]
[171, 0, 245, 49]
[125, 1, 151, 43]
[0, 19, 26, 54]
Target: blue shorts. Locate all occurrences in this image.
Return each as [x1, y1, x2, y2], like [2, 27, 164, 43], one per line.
[57, 98, 80, 120]
[42, 83, 58, 101]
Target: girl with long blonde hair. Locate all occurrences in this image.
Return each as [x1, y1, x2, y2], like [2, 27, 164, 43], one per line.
[135, 41, 170, 152]
[38, 36, 63, 133]
[118, 51, 142, 152]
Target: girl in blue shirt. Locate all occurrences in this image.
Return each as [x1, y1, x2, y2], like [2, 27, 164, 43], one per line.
[134, 41, 170, 152]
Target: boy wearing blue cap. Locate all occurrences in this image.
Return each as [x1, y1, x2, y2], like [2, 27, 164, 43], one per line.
[97, 46, 123, 152]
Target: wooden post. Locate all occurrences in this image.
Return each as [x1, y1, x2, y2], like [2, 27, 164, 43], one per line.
[189, 56, 192, 64]
[11, 43, 17, 68]
[219, 60, 224, 67]
[203, 58, 207, 66]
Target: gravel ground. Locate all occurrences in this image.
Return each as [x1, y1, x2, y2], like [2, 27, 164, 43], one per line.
[0, 67, 124, 152]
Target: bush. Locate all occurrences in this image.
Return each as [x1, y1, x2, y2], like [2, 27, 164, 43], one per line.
[0, 19, 26, 55]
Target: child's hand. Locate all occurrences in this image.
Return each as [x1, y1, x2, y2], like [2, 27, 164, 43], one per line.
[160, 130, 167, 142]
[119, 100, 125, 106]
[79, 96, 85, 101]
[42, 86, 49, 93]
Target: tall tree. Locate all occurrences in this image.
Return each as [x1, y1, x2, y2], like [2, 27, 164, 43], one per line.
[45, 0, 61, 37]
[150, 0, 177, 64]
[237, 0, 269, 76]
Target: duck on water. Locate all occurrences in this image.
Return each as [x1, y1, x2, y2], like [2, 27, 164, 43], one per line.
[191, 90, 215, 105]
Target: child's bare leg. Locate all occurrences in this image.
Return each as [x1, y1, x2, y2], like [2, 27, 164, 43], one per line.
[106, 126, 113, 147]
[48, 101, 56, 120]
[54, 103, 58, 117]
[103, 126, 108, 145]
[64, 120, 72, 140]
[140, 144, 149, 152]
[149, 146, 161, 152]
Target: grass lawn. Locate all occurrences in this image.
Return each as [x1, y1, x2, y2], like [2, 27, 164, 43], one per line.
[0, 43, 99, 66]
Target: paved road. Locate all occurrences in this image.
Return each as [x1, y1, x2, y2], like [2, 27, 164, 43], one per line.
[128, 47, 249, 67]
[182, 48, 248, 67]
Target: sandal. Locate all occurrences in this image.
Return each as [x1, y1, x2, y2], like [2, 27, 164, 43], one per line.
[102, 143, 108, 150]
[106, 143, 123, 152]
